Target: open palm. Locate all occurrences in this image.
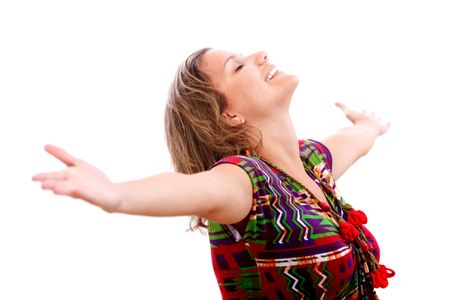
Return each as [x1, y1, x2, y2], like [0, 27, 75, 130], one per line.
[32, 145, 120, 212]
[335, 102, 390, 136]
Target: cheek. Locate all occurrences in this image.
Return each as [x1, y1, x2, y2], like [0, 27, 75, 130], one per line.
[231, 84, 261, 109]
[235, 77, 265, 99]
[224, 74, 268, 110]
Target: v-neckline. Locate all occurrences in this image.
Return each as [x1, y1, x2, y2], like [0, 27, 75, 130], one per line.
[258, 155, 329, 203]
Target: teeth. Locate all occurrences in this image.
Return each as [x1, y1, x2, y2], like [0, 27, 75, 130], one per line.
[266, 66, 278, 81]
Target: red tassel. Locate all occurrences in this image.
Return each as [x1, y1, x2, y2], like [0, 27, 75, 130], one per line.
[361, 241, 370, 252]
[372, 265, 395, 288]
[318, 200, 331, 212]
[339, 221, 359, 242]
[347, 209, 368, 227]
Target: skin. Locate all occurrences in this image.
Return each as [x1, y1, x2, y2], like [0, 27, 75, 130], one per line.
[201, 49, 390, 205]
[31, 49, 390, 225]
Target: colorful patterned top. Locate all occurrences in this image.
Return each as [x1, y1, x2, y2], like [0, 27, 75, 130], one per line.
[207, 139, 393, 299]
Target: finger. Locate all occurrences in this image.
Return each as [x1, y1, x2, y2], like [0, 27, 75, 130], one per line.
[32, 170, 67, 181]
[44, 144, 78, 167]
[335, 102, 349, 115]
[40, 179, 59, 190]
[41, 180, 74, 197]
[53, 182, 76, 197]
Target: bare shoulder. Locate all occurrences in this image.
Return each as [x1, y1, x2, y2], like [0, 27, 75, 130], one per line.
[209, 163, 252, 186]
[198, 163, 253, 224]
[208, 163, 253, 205]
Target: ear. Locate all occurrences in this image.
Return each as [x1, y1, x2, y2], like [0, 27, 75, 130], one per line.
[222, 112, 245, 127]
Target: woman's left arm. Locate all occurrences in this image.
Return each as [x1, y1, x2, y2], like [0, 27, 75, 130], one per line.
[321, 102, 390, 181]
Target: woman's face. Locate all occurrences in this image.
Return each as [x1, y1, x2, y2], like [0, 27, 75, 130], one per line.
[200, 49, 299, 126]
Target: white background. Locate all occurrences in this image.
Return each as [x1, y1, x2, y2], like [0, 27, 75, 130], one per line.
[1, 0, 449, 299]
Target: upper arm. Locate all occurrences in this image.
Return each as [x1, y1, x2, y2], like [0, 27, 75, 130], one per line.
[193, 163, 253, 225]
[321, 129, 370, 180]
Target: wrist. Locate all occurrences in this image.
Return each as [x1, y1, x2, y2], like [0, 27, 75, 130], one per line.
[101, 183, 124, 213]
[355, 119, 381, 138]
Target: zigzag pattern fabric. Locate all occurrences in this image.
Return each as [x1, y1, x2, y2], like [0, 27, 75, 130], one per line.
[207, 139, 381, 299]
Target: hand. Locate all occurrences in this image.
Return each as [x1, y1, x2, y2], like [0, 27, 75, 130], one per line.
[32, 145, 121, 212]
[335, 102, 390, 136]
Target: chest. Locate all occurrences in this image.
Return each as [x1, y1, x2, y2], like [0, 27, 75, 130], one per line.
[260, 156, 334, 206]
[291, 172, 329, 203]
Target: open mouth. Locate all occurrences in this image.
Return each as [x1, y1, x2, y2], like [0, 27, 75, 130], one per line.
[265, 66, 278, 81]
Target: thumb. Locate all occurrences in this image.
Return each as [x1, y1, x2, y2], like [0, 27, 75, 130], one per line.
[335, 102, 350, 115]
[44, 144, 78, 167]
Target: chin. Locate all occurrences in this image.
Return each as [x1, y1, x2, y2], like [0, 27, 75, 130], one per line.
[289, 74, 300, 86]
[273, 73, 300, 101]
[285, 74, 300, 93]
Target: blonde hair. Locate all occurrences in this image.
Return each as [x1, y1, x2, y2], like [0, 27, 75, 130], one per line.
[164, 48, 262, 230]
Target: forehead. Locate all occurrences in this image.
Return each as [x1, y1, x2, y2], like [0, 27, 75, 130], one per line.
[201, 49, 238, 75]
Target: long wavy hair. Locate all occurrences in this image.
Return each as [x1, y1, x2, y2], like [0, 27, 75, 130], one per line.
[164, 48, 263, 230]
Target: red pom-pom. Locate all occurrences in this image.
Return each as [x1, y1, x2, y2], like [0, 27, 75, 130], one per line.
[372, 265, 395, 288]
[348, 209, 368, 227]
[339, 221, 359, 242]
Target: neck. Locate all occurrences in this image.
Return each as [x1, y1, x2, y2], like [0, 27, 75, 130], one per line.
[255, 111, 303, 172]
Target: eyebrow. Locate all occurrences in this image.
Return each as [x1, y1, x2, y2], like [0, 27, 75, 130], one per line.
[223, 55, 236, 69]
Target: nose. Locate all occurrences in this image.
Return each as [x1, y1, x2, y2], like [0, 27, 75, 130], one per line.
[250, 51, 268, 65]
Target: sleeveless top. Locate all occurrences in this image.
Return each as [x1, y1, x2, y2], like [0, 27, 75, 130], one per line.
[207, 139, 389, 300]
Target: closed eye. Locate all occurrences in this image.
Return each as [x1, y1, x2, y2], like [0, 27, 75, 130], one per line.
[235, 64, 244, 72]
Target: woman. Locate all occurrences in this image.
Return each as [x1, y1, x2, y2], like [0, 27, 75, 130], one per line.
[32, 48, 394, 299]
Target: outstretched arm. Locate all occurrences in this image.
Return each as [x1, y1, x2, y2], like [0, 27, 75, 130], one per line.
[321, 102, 390, 181]
[32, 145, 252, 225]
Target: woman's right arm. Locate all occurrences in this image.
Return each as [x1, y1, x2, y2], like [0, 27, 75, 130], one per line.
[32, 145, 253, 225]
[115, 164, 252, 224]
